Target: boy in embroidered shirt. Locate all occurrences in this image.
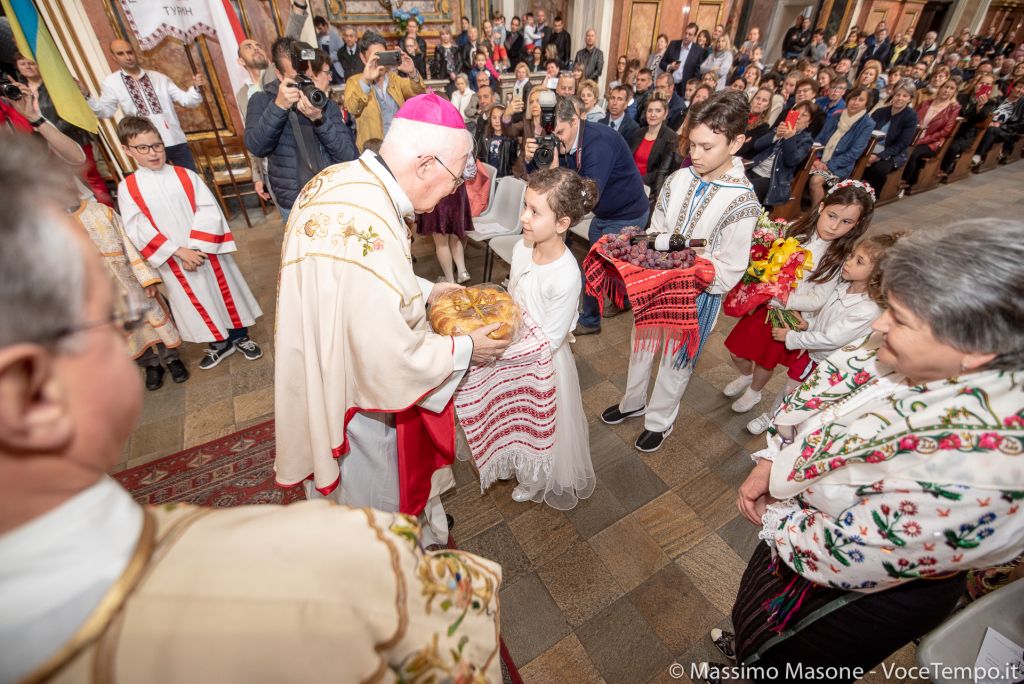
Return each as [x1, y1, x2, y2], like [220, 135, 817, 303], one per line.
[115, 116, 264, 370]
[601, 91, 762, 453]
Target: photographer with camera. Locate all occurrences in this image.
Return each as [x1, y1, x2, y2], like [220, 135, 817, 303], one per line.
[245, 39, 357, 221]
[525, 93, 649, 335]
[343, 31, 425, 151]
[1, 78, 87, 167]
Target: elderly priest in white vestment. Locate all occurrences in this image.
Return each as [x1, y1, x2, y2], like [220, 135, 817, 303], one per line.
[0, 135, 503, 684]
[274, 93, 510, 545]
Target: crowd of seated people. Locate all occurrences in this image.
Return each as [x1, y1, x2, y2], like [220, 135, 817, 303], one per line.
[257, 11, 1024, 222]
[438, 16, 1019, 211]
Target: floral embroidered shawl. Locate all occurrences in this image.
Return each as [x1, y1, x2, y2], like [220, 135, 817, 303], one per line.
[767, 335, 1024, 499]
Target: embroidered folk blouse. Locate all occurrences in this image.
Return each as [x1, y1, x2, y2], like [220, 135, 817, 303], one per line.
[88, 69, 202, 146]
[753, 337, 1024, 592]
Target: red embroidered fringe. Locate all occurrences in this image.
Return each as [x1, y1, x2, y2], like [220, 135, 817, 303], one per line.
[583, 237, 715, 362]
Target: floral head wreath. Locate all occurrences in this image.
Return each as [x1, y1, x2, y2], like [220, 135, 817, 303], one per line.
[827, 178, 876, 202]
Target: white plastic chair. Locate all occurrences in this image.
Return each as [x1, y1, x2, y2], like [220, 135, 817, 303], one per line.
[570, 213, 593, 241]
[466, 176, 527, 281]
[916, 578, 1024, 682]
[488, 234, 523, 271]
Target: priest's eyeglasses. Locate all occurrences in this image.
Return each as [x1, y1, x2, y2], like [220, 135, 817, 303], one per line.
[39, 289, 148, 345]
[420, 154, 464, 191]
[126, 142, 166, 154]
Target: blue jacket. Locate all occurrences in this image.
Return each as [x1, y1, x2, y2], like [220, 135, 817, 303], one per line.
[815, 96, 847, 118]
[599, 111, 640, 142]
[869, 105, 919, 166]
[815, 111, 876, 177]
[244, 80, 357, 209]
[666, 91, 687, 131]
[530, 120, 648, 221]
[750, 128, 814, 206]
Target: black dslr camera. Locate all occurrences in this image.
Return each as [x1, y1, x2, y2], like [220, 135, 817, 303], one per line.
[1, 82, 23, 101]
[289, 46, 328, 109]
[534, 90, 558, 167]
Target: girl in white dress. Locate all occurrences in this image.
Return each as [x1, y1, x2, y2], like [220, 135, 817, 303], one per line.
[506, 168, 597, 508]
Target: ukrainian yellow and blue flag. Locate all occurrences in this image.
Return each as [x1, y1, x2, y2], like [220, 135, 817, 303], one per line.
[1, 0, 97, 133]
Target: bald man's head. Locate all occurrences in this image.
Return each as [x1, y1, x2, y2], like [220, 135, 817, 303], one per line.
[109, 39, 139, 72]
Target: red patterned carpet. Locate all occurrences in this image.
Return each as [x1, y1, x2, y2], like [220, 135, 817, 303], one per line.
[114, 420, 523, 684]
[114, 420, 304, 506]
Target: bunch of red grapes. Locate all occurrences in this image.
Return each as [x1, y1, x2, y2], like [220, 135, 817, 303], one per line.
[602, 228, 698, 270]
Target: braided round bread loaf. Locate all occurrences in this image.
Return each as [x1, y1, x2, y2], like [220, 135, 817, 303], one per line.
[429, 285, 519, 339]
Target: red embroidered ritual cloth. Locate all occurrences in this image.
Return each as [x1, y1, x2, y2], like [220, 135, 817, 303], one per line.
[583, 235, 715, 360]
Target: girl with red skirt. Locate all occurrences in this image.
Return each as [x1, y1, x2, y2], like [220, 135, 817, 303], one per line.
[722, 182, 876, 428]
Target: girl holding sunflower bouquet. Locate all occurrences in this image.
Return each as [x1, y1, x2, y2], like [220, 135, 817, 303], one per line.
[723, 181, 877, 433]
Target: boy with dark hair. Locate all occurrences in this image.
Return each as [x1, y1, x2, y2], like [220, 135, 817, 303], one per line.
[116, 116, 264, 370]
[602, 91, 762, 452]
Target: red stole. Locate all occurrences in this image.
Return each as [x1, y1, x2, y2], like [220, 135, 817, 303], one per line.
[329, 399, 457, 517]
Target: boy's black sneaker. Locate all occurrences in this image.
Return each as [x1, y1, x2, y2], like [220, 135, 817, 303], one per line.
[601, 404, 646, 425]
[635, 426, 673, 452]
[233, 336, 264, 361]
[199, 344, 235, 370]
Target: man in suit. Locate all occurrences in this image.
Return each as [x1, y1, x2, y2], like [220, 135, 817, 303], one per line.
[655, 72, 687, 131]
[506, 16, 525, 64]
[659, 23, 705, 99]
[861, 26, 891, 66]
[601, 84, 640, 141]
[338, 26, 363, 80]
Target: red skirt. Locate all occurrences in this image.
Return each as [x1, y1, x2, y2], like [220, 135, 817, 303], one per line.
[724, 305, 802, 371]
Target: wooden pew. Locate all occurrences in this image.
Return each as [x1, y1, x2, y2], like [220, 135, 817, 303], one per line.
[850, 135, 879, 181]
[1008, 136, 1024, 164]
[876, 128, 924, 207]
[769, 146, 818, 221]
[910, 117, 963, 195]
[975, 129, 1003, 173]
[944, 115, 991, 184]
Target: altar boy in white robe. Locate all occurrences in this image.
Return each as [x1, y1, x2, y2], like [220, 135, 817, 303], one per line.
[601, 90, 762, 453]
[116, 117, 264, 370]
[275, 94, 509, 546]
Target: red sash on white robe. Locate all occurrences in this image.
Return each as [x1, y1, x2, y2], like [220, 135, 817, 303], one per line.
[125, 166, 240, 342]
[321, 399, 456, 517]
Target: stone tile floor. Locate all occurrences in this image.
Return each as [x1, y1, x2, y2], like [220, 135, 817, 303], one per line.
[116, 163, 1024, 682]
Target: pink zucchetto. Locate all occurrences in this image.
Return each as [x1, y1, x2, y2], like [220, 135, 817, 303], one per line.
[394, 92, 466, 130]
